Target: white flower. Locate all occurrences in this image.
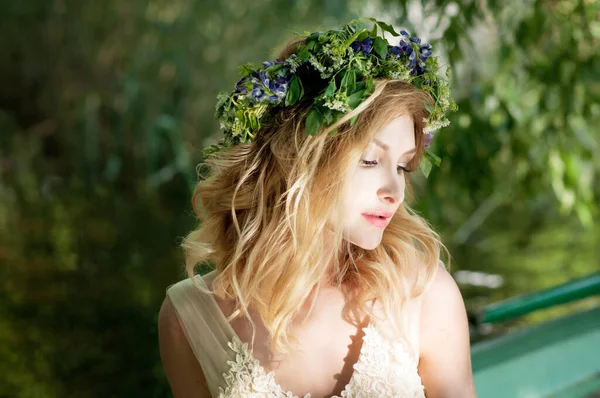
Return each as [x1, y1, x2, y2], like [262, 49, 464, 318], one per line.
[424, 117, 451, 133]
[323, 91, 351, 112]
[389, 69, 411, 81]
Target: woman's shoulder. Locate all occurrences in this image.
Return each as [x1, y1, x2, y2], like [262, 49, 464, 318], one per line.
[159, 271, 220, 355]
[417, 265, 477, 395]
[158, 295, 213, 398]
[418, 260, 470, 358]
[420, 261, 463, 321]
[422, 260, 451, 292]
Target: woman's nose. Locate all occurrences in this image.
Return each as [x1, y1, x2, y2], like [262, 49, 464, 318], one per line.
[378, 177, 404, 205]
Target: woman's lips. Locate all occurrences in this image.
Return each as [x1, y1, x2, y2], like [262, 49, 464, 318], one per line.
[362, 214, 389, 228]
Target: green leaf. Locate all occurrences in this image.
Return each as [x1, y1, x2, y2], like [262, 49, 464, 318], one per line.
[324, 79, 337, 97]
[347, 20, 364, 34]
[340, 70, 350, 89]
[265, 64, 285, 74]
[285, 76, 301, 106]
[297, 46, 311, 61]
[235, 109, 244, 122]
[214, 96, 231, 119]
[237, 63, 256, 77]
[297, 77, 305, 101]
[370, 23, 378, 37]
[297, 40, 316, 62]
[249, 114, 259, 130]
[420, 156, 432, 178]
[344, 29, 364, 49]
[373, 37, 388, 59]
[357, 31, 370, 42]
[350, 114, 359, 126]
[371, 19, 400, 36]
[322, 107, 334, 124]
[361, 18, 400, 36]
[327, 128, 339, 136]
[307, 32, 319, 43]
[348, 70, 356, 93]
[305, 108, 324, 136]
[428, 151, 442, 167]
[424, 100, 434, 114]
[365, 77, 374, 93]
[348, 90, 365, 109]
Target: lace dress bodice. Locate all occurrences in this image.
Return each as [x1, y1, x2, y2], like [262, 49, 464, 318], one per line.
[166, 271, 426, 397]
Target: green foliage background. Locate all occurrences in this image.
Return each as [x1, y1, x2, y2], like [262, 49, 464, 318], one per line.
[0, 0, 598, 397]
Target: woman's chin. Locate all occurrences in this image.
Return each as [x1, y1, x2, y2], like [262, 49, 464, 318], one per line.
[351, 237, 382, 251]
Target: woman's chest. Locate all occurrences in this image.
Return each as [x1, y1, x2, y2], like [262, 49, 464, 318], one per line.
[213, 286, 424, 397]
[250, 316, 369, 397]
[218, 288, 371, 397]
[218, 318, 425, 398]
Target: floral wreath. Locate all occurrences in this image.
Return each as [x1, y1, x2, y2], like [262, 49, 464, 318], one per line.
[203, 18, 457, 176]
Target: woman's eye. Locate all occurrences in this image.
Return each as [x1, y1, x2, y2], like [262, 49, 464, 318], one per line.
[360, 159, 378, 166]
[360, 160, 412, 174]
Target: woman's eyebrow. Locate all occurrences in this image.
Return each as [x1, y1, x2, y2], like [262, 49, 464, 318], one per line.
[372, 139, 417, 155]
[372, 138, 390, 151]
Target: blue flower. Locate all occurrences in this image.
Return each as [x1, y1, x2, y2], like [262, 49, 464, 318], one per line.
[260, 71, 277, 92]
[235, 84, 248, 94]
[260, 71, 268, 84]
[252, 70, 289, 100]
[251, 84, 264, 100]
[407, 49, 416, 69]
[424, 133, 433, 149]
[389, 46, 404, 56]
[350, 38, 374, 56]
[262, 58, 285, 68]
[274, 77, 288, 94]
[411, 64, 425, 76]
[397, 31, 432, 76]
[360, 37, 373, 56]
[419, 44, 433, 63]
[274, 83, 287, 95]
[235, 77, 249, 94]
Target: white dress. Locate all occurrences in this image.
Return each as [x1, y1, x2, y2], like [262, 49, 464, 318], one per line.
[166, 271, 426, 397]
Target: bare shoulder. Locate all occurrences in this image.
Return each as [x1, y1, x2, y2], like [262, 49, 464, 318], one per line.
[158, 296, 212, 398]
[421, 262, 463, 312]
[417, 262, 477, 397]
[419, 263, 467, 354]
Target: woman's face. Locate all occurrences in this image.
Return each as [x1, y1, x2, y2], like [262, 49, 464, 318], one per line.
[341, 114, 416, 250]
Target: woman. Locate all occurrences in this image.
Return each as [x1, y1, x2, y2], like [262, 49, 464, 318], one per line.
[158, 18, 476, 397]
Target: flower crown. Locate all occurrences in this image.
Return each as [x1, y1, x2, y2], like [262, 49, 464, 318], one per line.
[204, 18, 457, 176]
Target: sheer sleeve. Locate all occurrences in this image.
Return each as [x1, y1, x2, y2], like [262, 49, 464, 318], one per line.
[166, 272, 237, 397]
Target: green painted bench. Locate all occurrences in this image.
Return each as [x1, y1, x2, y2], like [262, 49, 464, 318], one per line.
[471, 273, 600, 397]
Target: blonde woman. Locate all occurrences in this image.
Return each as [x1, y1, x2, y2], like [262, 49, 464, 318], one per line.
[158, 19, 476, 398]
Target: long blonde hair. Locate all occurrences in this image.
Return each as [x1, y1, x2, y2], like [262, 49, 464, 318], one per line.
[181, 37, 449, 356]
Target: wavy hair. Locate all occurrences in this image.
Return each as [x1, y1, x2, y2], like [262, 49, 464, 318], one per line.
[181, 37, 450, 357]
